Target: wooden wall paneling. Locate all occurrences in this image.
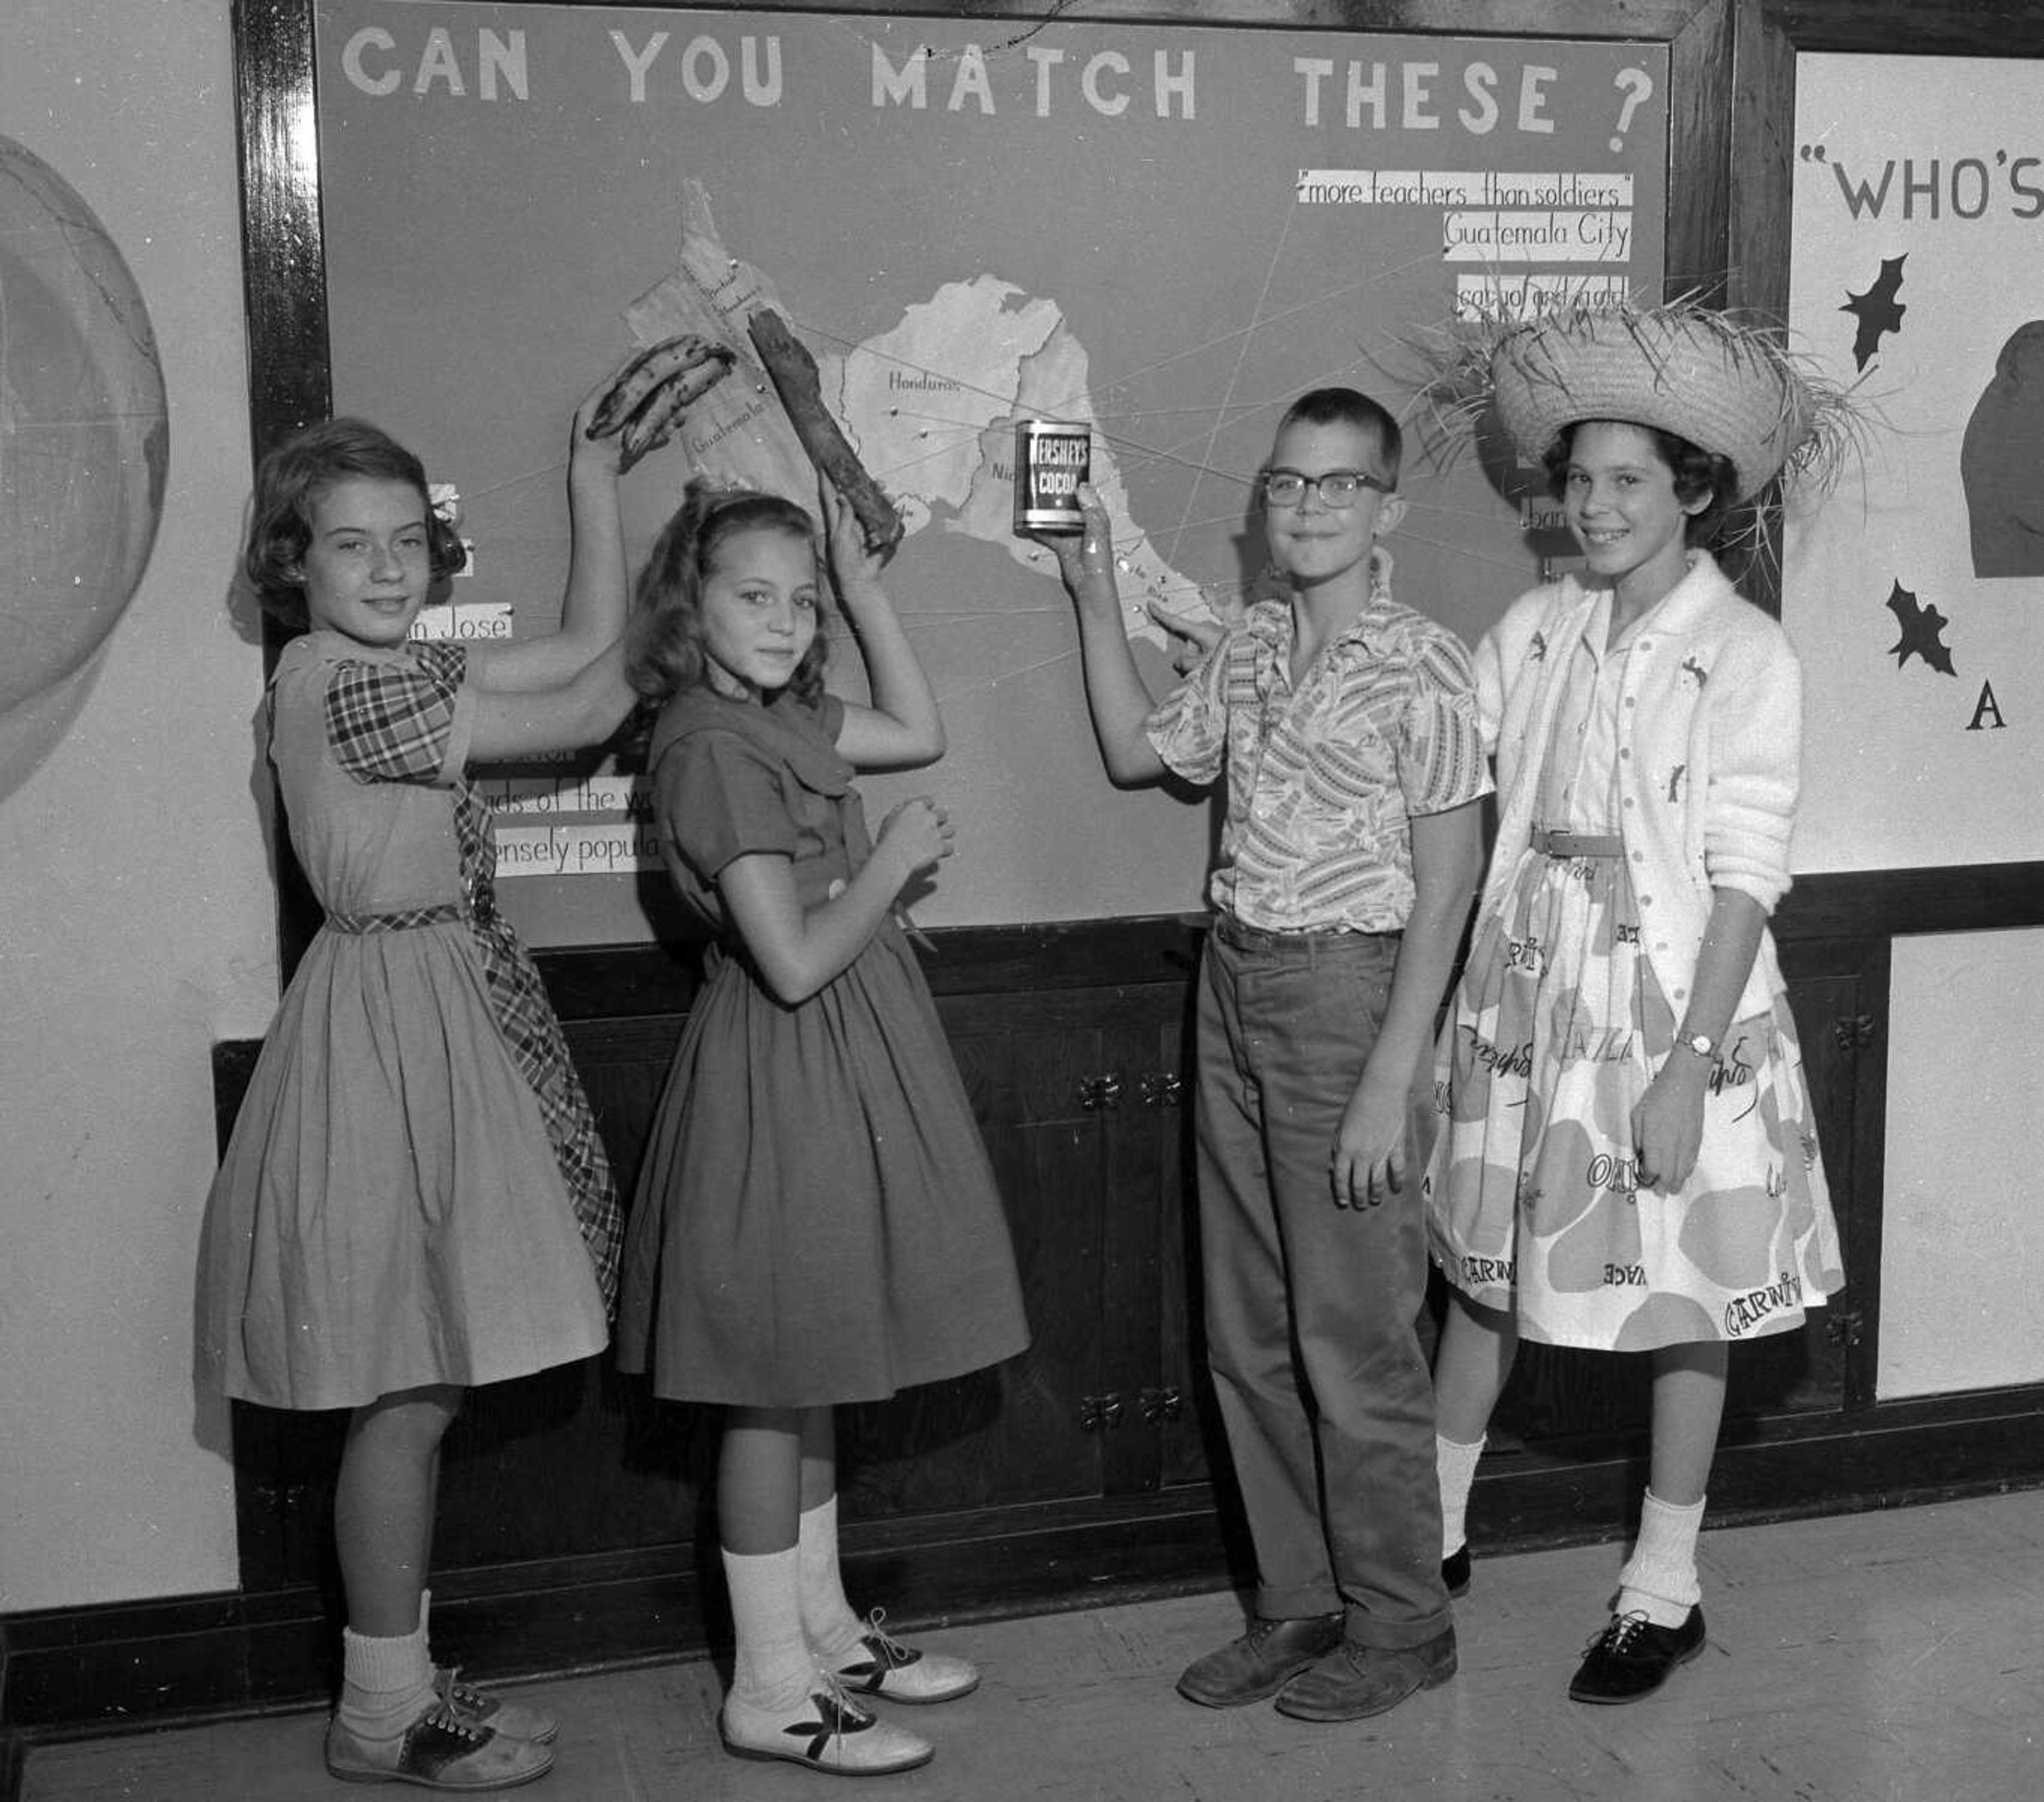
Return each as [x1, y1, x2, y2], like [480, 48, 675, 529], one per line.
[1094, 1004, 1185, 1497]
[1663, 0, 1736, 299]
[231, 0, 328, 454]
[1774, 861, 2044, 941]
[1155, 1006, 1221, 1498]
[1731, 0, 1797, 325]
[1762, 0, 2044, 58]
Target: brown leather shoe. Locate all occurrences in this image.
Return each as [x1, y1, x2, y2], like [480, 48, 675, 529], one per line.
[1176, 1613, 1345, 1708]
[1273, 1624, 1457, 1721]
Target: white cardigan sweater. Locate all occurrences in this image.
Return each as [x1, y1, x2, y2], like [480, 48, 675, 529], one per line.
[1475, 551, 1801, 1023]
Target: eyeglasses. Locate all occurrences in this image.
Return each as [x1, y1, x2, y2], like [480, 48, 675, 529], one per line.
[1258, 468, 1394, 509]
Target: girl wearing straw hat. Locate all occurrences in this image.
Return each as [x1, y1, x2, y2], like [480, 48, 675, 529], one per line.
[1420, 301, 1850, 1704]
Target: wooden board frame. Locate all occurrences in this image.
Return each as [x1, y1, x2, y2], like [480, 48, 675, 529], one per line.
[232, 0, 1732, 965]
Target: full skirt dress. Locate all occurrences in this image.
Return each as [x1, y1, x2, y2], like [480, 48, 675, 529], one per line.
[197, 634, 620, 1410]
[1427, 839, 1843, 1349]
[615, 684, 1029, 1408]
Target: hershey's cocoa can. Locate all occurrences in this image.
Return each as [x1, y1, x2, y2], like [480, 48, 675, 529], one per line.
[1012, 419, 1090, 534]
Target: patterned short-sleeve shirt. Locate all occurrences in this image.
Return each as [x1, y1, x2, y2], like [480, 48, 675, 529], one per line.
[1144, 559, 1490, 933]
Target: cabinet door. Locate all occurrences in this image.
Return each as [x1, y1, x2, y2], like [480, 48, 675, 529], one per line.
[835, 989, 1111, 1517]
[837, 984, 1199, 1515]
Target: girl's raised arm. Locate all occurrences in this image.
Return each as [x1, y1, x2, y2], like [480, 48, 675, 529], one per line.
[460, 377, 638, 763]
[822, 481, 946, 771]
[466, 376, 630, 698]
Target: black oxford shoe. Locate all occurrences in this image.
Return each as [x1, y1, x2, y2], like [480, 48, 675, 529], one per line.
[1567, 1605, 1706, 1704]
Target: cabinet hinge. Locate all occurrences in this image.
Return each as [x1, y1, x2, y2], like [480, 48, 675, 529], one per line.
[1140, 1071, 1184, 1109]
[1079, 1391, 1124, 1430]
[1077, 1073, 1124, 1111]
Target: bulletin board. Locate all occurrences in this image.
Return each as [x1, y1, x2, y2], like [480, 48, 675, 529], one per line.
[235, 0, 1727, 948]
[1775, 14, 2044, 873]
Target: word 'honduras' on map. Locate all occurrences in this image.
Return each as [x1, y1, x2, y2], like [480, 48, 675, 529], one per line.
[616, 179, 1211, 649]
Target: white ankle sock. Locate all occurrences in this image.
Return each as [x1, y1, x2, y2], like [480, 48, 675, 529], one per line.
[723, 1545, 817, 1711]
[1435, 1433, 1486, 1558]
[1617, 1490, 1705, 1627]
[339, 1615, 436, 1738]
[797, 1498, 868, 1663]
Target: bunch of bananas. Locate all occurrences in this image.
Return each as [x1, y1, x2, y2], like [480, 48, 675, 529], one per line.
[584, 333, 737, 472]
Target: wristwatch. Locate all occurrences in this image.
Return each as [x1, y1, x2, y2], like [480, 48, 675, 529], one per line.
[1677, 1032, 1716, 1061]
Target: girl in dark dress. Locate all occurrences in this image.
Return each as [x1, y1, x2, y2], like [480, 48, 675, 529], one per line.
[617, 477, 1029, 1777]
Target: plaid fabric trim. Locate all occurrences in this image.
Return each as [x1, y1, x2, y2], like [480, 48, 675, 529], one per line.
[326, 644, 468, 786]
[469, 914, 624, 1311]
[326, 903, 465, 934]
[452, 782, 622, 1311]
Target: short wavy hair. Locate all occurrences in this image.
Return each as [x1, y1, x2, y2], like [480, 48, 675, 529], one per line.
[1543, 420, 1740, 546]
[242, 417, 467, 629]
[626, 480, 829, 706]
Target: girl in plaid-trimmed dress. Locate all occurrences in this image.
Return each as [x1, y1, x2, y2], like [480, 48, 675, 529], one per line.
[200, 366, 662, 1791]
[1419, 303, 1850, 1707]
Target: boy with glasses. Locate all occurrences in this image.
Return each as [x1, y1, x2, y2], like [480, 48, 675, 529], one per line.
[1040, 387, 1489, 1722]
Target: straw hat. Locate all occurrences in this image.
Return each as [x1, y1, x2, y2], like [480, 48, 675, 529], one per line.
[1412, 296, 1862, 518]
[1489, 304, 1818, 500]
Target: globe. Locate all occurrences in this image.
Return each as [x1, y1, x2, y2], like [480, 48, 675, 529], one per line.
[1, 133, 169, 797]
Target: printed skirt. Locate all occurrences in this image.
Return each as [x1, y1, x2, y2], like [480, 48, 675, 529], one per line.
[1423, 835, 1845, 1349]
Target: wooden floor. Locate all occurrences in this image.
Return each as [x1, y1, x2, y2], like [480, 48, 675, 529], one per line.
[23, 1489, 2044, 1801]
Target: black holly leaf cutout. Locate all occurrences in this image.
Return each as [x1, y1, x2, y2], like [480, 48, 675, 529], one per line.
[1885, 580, 1957, 676]
[1842, 255, 1907, 371]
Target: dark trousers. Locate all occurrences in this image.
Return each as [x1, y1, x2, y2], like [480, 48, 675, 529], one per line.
[1194, 921, 1449, 1649]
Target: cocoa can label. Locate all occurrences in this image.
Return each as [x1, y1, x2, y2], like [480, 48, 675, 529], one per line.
[1013, 419, 1089, 534]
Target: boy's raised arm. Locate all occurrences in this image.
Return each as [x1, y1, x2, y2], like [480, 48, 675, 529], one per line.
[1040, 484, 1170, 786]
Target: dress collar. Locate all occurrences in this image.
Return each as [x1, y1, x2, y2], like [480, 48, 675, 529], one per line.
[647, 684, 851, 795]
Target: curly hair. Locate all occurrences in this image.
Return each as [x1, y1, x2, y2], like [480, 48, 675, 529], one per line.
[1542, 420, 1740, 546]
[1275, 386, 1404, 488]
[242, 417, 467, 629]
[626, 480, 829, 706]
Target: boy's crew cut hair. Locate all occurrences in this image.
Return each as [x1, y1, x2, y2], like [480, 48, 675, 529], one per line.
[1274, 386, 1405, 487]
